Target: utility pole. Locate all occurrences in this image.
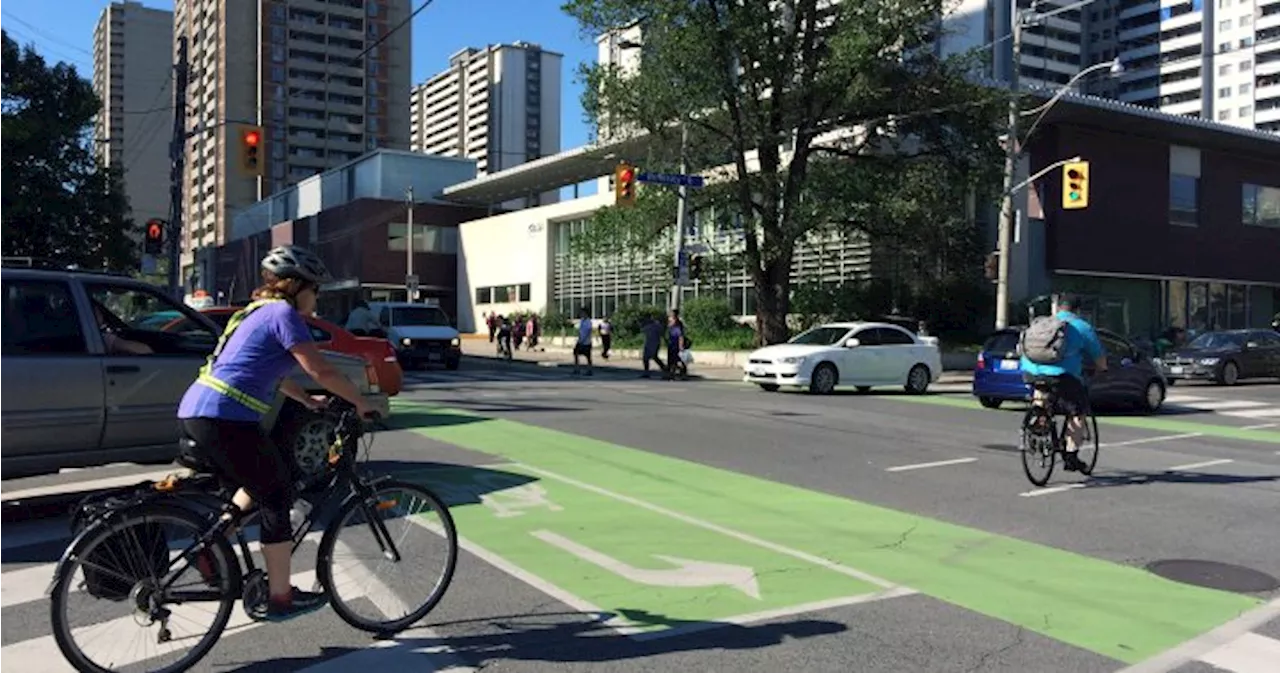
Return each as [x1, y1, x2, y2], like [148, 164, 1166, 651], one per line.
[405, 186, 415, 303]
[994, 10, 1022, 330]
[670, 120, 689, 312]
[166, 36, 189, 300]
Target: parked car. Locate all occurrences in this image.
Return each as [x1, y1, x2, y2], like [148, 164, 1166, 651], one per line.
[743, 322, 942, 394]
[368, 301, 462, 370]
[1, 265, 389, 480]
[1158, 329, 1280, 386]
[972, 326, 1168, 412]
[168, 307, 404, 397]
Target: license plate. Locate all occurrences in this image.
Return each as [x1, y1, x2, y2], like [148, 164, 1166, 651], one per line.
[1170, 366, 1183, 374]
[752, 368, 767, 377]
[999, 359, 1019, 371]
[428, 353, 442, 362]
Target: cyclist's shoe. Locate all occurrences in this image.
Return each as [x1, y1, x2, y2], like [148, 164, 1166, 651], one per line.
[1063, 452, 1086, 472]
[194, 548, 219, 587]
[249, 587, 328, 622]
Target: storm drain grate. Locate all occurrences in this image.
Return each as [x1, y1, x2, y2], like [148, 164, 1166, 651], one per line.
[1146, 559, 1280, 594]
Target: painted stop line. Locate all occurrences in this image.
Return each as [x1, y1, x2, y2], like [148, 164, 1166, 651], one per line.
[400, 462, 906, 637]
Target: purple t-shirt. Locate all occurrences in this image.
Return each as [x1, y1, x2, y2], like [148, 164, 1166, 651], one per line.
[178, 301, 312, 422]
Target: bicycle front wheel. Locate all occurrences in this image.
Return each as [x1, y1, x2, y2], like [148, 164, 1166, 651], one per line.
[317, 480, 458, 635]
[1077, 412, 1101, 475]
[51, 503, 239, 673]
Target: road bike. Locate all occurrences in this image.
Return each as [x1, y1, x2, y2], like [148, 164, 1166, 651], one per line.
[1019, 376, 1100, 486]
[48, 399, 458, 673]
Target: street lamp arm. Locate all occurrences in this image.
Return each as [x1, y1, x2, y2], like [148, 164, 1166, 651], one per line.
[1020, 0, 1098, 26]
[1006, 155, 1081, 197]
[1020, 60, 1121, 118]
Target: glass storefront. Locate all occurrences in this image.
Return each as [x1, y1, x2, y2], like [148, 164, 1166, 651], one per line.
[1052, 275, 1279, 341]
[1164, 279, 1275, 334]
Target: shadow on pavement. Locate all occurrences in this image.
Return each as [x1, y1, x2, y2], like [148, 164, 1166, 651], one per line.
[1078, 469, 1280, 490]
[462, 353, 719, 381]
[225, 610, 846, 671]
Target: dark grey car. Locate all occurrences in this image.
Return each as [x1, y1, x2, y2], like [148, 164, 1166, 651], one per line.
[1159, 329, 1280, 386]
[1, 266, 389, 479]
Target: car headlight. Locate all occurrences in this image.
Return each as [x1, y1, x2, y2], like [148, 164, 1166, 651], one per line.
[778, 356, 805, 365]
[401, 337, 412, 347]
[1198, 357, 1219, 366]
[450, 337, 461, 346]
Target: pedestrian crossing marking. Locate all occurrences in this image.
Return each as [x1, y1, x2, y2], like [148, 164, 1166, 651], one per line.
[1163, 394, 1280, 421]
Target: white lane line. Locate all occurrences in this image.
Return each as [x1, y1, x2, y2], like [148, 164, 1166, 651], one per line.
[1197, 632, 1280, 673]
[0, 570, 319, 672]
[1018, 484, 1086, 498]
[885, 457, 978, 472]
[1226, 408, 1280, 419]
[1, 468, 188, 503]
[1099, 433, 1203, 448]
[1115, 597, 1280, 673]
[1163, 394, 1213, 404]
[1167, 458, 1234, 471]
[1175, 400, 1270, 411]
[1241, 423, 1278, 430]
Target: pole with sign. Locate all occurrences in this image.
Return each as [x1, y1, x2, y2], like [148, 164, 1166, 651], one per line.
[406, 274, 419, 302]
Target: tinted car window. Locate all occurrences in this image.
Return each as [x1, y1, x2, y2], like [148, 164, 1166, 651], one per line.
[3, 280, 88, 355]
[983, 331, 1021, 355]
[1249, 331, 1280, 347]
[309, 324, 332, 342]
[790, 327, 852, 346]
[86, 284, 217, 356]
[876, 327, 916, 345]
[1097, 332, 1131, 359]
[851, 328, 880, 346]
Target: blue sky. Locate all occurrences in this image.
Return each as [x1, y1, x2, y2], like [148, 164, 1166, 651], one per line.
[0, 0, 597, 150]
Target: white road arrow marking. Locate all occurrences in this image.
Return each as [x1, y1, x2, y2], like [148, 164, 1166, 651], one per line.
[531, 530, 762, 599]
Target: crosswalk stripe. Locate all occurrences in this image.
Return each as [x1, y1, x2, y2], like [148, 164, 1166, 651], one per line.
[1197, 632, 1280, 673]
[1171, 400, 1270, 411]
[1164, 394, 1213, 404]
[1225, 408, 1280, 419]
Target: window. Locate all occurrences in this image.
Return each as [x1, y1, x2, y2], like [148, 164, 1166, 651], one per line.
[1219, 20, 1231, 31]
[475, 287, 492, 305]
[1169, 146, 1200, 226]
[1240, 37, 1254, 47]
[518, 283, 531, 302]
[1219, 64, 1232, 75]
[1218, 42, 1231, 53]
[1240, 104, 1253, 116]
[85, 284, 217, 356]
[1243, 183, 1280, 227]
[387, 223, 458, 254]
[1218, 87, 1231, 98]
[875, 328, 916, 346]
[2, 280, 88, 355]
[1240, 15, 1252, 27]
[1240, 82, 1252, 94]
[492, 285, 510, 303]
[1240, 60, 1252, 71]
[1219, 109, 1232, 120]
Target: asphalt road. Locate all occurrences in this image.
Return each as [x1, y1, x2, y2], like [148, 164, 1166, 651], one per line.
[3, 361, 1279, 673]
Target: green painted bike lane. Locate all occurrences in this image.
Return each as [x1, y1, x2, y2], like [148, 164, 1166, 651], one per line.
[388, 401, 1263, 663]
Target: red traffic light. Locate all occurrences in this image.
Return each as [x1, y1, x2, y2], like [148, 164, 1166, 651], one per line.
[244, 130, 260, 146]
[146, 220, 163, 239]
[619, 168, 633, 183]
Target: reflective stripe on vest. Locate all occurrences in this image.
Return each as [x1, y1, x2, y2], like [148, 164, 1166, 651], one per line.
[196, 298, 286, 414]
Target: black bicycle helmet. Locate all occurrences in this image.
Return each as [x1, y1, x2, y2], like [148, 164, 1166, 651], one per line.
[261, 245, 332, 284]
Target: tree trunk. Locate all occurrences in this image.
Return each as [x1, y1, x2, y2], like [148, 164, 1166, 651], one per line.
[754, 255, 793, 346]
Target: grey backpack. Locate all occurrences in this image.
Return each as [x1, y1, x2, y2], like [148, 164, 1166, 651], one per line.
[1019, 315, 1069, 364]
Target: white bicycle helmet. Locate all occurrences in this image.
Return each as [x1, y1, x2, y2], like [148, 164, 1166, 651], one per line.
[261, 245, 332, 284]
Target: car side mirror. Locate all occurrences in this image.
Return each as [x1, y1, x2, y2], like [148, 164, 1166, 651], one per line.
[845, 338, 861, 348]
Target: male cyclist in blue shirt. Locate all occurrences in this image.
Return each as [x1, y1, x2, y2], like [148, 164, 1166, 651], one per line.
[1020, 294, 1107, 472]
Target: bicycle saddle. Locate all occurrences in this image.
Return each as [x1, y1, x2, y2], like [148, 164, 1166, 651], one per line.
[175, 437, 217, 475]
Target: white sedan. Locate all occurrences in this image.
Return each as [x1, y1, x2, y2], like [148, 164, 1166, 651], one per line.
[742, 322, 943, 394]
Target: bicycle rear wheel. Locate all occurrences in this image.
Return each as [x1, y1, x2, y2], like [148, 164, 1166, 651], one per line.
[51, 503, 239, 673]
[1076, 412, 1101, 475]
[317, 480, 457, 635]
[1020, 407, 1057, 487]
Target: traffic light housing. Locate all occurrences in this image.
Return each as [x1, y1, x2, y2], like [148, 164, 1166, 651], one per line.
[689, 254, 703, 280]
[1062, 160, 1089, 209]
[144, 219, 165, 256]
[614, 161, 637, 207]
[238, 125, 264, 177]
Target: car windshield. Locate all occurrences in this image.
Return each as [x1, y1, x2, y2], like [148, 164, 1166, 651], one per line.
[392, 306, 450, 326]
[984, 331, 1021, 355]
[789, 326, 851, 346]
[1187, 331, 1245, 350]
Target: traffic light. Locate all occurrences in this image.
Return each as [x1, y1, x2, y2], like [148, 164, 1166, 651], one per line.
[238, 125, 264, 177]
[1062, 160, 1089, 209]
[614, 161, 637, 207]
[689, 254, 703, 280]
[144, 219, 165, 256]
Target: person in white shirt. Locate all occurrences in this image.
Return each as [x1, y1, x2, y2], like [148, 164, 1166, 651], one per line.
[573, 307, 594, 376]
[345, 301, 381, 335]
[598, 316, 614, 359]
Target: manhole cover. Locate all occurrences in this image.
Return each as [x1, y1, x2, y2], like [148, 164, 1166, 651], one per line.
[1146, 559, 1280, 593]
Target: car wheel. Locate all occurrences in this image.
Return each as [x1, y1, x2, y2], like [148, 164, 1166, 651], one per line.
[979, 397, 1002, 409]
[273, 402, 338, 490]
[758, 383, 780, 392]
[1217, 361, 1240, 386]
[809, 363, 838, 394]
[904, 364, 931, 395]
[1142, 379, 1165, 413]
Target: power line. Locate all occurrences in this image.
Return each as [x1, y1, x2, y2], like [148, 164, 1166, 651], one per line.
[1, 11, 95, 58]
[329, 0, 435, 79]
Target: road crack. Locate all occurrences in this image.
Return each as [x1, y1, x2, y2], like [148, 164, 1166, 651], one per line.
[873, 523, 919, 551]
[965, 624, 1027, 673]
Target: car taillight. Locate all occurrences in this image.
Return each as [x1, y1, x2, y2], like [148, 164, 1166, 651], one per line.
[976, 353, 985, 369]
[383, 342, 397, 363]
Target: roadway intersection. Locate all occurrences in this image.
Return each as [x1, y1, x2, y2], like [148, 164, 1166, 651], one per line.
[3, 359, 1278, 672]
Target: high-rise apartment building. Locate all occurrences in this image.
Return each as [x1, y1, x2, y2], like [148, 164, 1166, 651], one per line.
[173, 0, 411, 279]
[92, 1, 175, 227]
[409, 43, 562, 178]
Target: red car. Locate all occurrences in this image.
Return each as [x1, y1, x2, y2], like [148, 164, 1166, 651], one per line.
[164, 307, 403, 396]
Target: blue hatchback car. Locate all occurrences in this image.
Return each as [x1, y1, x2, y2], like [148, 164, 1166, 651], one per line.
[972, 326, 1168, 413]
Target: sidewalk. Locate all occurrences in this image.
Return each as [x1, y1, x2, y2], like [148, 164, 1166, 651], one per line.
[460, 338, 975, 383]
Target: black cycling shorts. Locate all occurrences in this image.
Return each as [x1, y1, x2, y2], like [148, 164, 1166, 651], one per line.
[180, 418, 296, 545]
[1023, 372, 1089, 417]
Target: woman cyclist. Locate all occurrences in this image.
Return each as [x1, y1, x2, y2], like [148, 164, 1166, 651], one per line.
[177, 245, 380, 622]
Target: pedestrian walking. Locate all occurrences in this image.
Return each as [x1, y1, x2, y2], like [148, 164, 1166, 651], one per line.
[665, 309, 687, 380]
[599, 315, 614, 359]
[572, 308, 594, 376]
[640, 315, 665, 378]
[487, 312, 497, 342]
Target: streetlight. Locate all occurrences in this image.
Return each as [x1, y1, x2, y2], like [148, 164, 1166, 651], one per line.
[993, 0, 1118, 329]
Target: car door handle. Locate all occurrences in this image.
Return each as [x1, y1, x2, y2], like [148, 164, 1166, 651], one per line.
[106, 364, 141, 374]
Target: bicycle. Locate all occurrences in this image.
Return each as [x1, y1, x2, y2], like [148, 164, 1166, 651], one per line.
[1019, 376, 1101, 487]
[48, 399, 459, 673]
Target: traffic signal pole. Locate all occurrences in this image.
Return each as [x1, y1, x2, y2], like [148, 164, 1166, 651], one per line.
[994, 14, 1021, 330]
[670, 120, 689, 313]
[166, 36, 189, 300]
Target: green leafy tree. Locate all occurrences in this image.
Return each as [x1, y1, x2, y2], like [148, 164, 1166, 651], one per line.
[2, 31, 138, 270]
[562, 0, 1005, 345]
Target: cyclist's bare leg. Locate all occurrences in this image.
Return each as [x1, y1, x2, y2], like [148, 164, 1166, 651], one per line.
[1064, 415, 1084, 453]
[263, 543, 292, 600]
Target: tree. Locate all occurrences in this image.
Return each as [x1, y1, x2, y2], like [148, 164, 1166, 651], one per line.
[2, 30, 138, 270]
[563, 0, 1006, 344]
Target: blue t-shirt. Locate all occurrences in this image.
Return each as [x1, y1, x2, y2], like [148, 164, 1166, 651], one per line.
[1020, 310, 1104, 381]
[178, 301, 313, 422]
